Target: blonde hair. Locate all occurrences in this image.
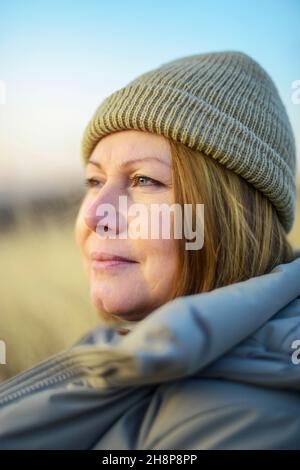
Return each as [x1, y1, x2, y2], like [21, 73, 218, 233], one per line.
[167, 139, 295, 299]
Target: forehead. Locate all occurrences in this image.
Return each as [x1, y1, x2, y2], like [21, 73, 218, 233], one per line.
[88, 129, 171, 168]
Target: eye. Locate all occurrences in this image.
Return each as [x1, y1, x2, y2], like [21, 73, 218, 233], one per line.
[84, 175, 164, 190]
[130, 175, 163, 187]
[84, 177, 102, 189]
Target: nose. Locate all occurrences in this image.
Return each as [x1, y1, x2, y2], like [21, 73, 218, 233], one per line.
[83, 183, 127, 237]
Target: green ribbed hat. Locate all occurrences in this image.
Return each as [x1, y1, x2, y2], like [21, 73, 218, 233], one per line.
[81, 50, 297, 233]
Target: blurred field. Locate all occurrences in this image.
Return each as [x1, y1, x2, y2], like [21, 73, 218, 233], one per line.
[0, 189, 299, 383]
[0, 210, 100, 382]
[287, 187, 300, 248]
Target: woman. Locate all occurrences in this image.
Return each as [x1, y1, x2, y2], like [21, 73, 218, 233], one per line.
[0, 50, 300, 449]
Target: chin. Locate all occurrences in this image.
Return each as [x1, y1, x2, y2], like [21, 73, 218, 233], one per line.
[90, 289, 146, 323]
[97, 307, 147, 325]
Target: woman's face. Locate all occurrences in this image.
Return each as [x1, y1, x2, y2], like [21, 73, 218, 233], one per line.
[75, 129, 178, 324]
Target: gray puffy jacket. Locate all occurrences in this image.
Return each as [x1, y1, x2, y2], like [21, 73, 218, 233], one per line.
[0, 250, 300, 449]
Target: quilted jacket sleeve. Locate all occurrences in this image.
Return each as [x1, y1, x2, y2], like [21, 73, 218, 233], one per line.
[131, 378, 300, 450]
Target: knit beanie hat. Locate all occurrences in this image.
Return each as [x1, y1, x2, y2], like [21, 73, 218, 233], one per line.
[81, 50, 297, 233]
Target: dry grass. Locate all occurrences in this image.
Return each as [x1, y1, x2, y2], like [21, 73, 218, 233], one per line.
[0, 212, 100, 382]
[287, 187, 300, 248]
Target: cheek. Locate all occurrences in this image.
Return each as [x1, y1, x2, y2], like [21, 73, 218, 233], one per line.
[134, 201, 178, 288]
[139, 237, 178, 294]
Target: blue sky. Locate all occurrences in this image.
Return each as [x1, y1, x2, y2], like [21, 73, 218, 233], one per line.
[0, 0, 299, 196]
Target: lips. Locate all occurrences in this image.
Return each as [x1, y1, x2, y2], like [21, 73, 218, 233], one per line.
[90, 251, 137, 263]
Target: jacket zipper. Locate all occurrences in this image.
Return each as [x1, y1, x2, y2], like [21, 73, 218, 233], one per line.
[0, 347, 124, 407]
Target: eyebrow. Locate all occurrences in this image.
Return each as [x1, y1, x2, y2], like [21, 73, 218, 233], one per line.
[87, 156, 171, 170]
